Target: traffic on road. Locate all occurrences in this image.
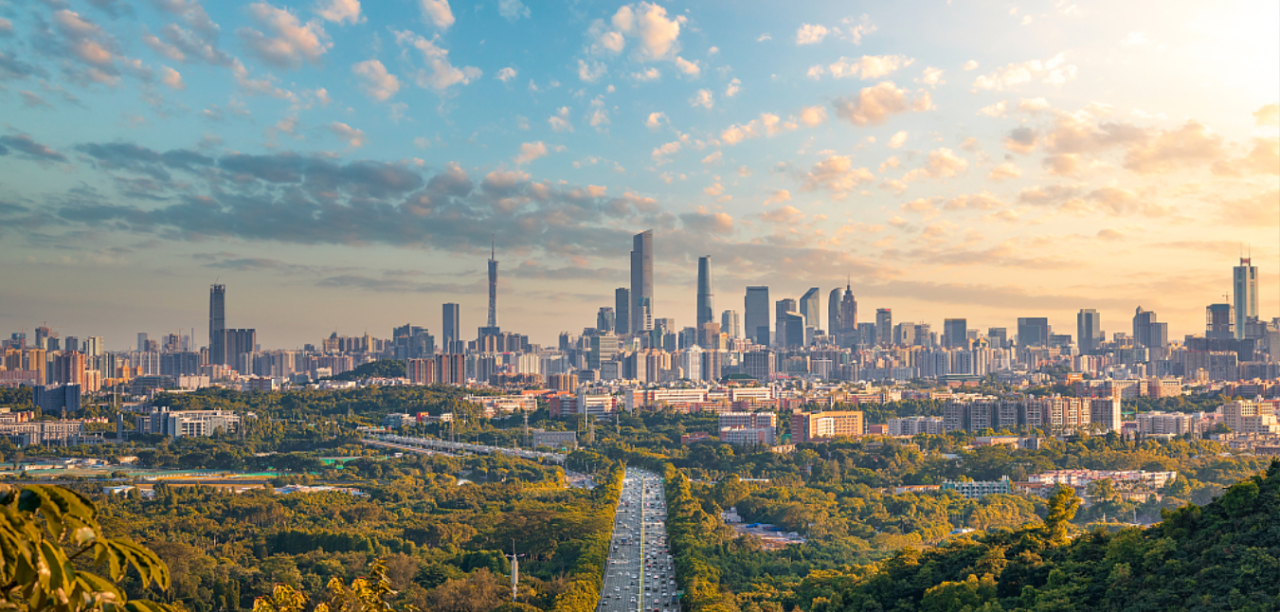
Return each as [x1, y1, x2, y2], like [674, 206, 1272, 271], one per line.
[598, 468, 679, 612]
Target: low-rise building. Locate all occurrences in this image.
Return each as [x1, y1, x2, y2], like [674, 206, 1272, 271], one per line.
[0, 420, 85, 446]
[941, 476, 1012, 499]
[530, 429, 577, 449]
[136, 407, 241, 438]
[720, 425, 776, 446]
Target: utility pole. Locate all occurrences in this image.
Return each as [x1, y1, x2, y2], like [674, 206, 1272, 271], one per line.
[523, 411, 529, 448]
[505, 540, 524, 602]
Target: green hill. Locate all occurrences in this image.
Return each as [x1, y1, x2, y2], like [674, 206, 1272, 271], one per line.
[789, 460, 1280, 612]
[322, 359, 406, 381]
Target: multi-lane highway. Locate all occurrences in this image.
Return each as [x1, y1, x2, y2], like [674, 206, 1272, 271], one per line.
[598, 468, 678, 612]
[365, 433, 565, 463]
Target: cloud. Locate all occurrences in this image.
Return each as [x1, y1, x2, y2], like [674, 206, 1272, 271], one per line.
[238, 3, 332, 68]
[327, 122, 366, 148]
[963, 60, 978, 70]
[720, 113, 795, 144]
[972, 53, 1076, 91]
[159, 66, 186, 89]
[703, 182, 724, 196]
[497, 0, 530, 22]
[651, 137, 685, 162]
[680, 209, 733, 234]
[496, 66, 517, 82]
[833, 81, 931, 126]
[352, 59, 400, 101]
[644, 112, 667, 129]
[902, 148, 968, 181]
[20, 91, 54, 108]
[394, 31, 481, 91]
[588, 96, 610, 129]
[1255, 103, 1280, 126]
[701, 151, 722, 166]
[801, 155, 875, 198]
[577, 59, 607, 82]
[631, 67, 661, 81]
[763, 189, 791, 205]
[888, 131, 908, 149]
[917, 68, 943, 89]
[795, 24, 829, 45]
[690, 89, 713, 109]
[1217, 189, 1279, 226]
[1212, 138, 1280, 176]
[988, 162, 1022, 181]
[760, 204, 804, 225]
[549, 107, 573, 132]
[674, 56, 700, 77]
[943, 191, 1004, 211]
[514, 141, 554, 165]
[799, 106, 827, 127]
[315, 0, 362, 24]
[1042, 153, 1080, 176]
[1003, 127, 1038, 154]
[1122, 120, 1223, 174]
[0, 135, 68, 162]
[810, 55, 914, 80]
[419, 0, 455, 28]
[979, 101, 1008, 117]
[1017, 97, 1051, 113]
[725, 78, 741, 97]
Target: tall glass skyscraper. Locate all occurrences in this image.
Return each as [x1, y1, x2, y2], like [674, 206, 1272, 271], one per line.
[209, 284, 225, 365]
[799, 288, 820, 334]
[744, 286, 770, 345]
[1234, 257, 1258, 340]
[630, 230, 653, 333]
[1077, 309, 1102, 354]
[696, 256, 714, 328]
[615, 287, 630, 336]
[442, 303, 461, 348]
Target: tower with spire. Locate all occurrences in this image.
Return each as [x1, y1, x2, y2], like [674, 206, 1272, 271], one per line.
[487, 235, 498, 329]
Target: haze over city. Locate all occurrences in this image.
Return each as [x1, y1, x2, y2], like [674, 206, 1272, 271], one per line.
[0, 0, 1276, 349]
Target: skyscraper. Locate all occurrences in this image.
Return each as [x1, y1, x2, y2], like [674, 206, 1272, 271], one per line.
[720, 309, 741, 339]
[744, 287, 770, 345]
[827, 288, 843, 338]
[1077, 309, 1102, 354]
[597, 307, 616, 333]
[943, 319, 968, 349]
[776, 298, 799, 347]
[1207, 303, 1234, 340]
[1234, 257, 1258, 340]
[696, 256, 714, 328]
[799, 288, 820, 333]
[442, 303, 461, 348]
[876, 308, 892, 346]
[1132, 307, 1158, 348]
[137, 333, 148, 353]
[840, 284, 858, 345]
[630, 230, 654, 333]
[1017, 317, 1050, 347]
[487, 239, 499, 329]
[615, 288, 631, 336]
[209, 284, 226, 365]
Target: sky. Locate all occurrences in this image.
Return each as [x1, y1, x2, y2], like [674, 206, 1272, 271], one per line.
[0, 0, 1277, 350]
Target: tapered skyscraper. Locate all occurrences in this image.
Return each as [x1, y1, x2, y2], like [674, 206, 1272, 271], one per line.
[487, 238, 498, 328]
[630, 230, 654, 333]
[209, 284, 225, 365]
[696, 256, 714, 328]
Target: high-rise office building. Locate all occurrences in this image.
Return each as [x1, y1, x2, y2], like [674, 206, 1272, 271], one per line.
[828, 288, 843, 338]
[597, 307, 616, 334]
[840, 284, 858, 345]
[615, 288, 631, 336]
[781, 312, 805, 348]
[799, 288, 820, 333]
[1017, 317, 1050, 347]
[943, 319, 968, 349]
[720, 310, 741, 339]
[775, 299, 799, 347]
[209, 284, 226, 365]
[696, 256, 714, 329]
[988, 327, 1008, 349]
[876, 308, 893, 346]
[630, 230, 654, 333]
[1206, 303, 1234, 340]
[137, 333, 148, 353]
[1077, 309, 1102, 354]
[34, 326, 51, 350]
[487, 240, 499, 329]
[1234, 257, 1258, 340]
[442, 303, 461, 347]
[1132, 308, 1158, 348]
[744, 287, 770, 345]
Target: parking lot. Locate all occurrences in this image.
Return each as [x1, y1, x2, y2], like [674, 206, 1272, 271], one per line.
[597, 468, 679, 612]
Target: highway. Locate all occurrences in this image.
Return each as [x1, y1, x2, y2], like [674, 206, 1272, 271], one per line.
[365, 434, 566, 463]
[598, 468, 678, 612]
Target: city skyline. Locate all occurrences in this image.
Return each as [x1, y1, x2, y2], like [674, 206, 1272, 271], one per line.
[0, 0, 1276, 348]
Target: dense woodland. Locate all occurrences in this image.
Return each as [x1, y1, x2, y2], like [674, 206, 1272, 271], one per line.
[1, 382, 1276, 611]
